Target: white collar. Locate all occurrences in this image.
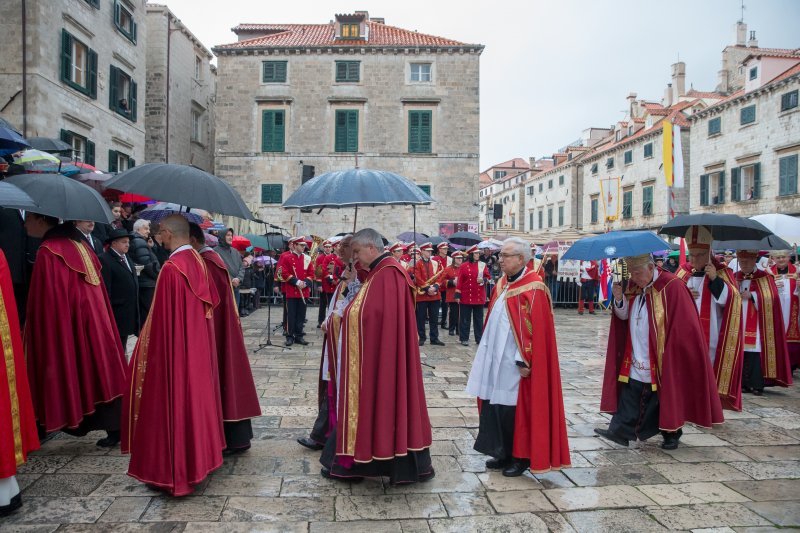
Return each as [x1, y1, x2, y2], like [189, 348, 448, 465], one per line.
[170, 244, 193, 257]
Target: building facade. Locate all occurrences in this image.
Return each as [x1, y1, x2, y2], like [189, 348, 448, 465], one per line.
[212, 11, 483, 238]
[145, 4, 216, 171]
[0, 0, 146, 171]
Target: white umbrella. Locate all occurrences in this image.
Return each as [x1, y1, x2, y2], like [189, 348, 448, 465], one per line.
[477, 241, 499, 250]
[750, 214, 800, 244]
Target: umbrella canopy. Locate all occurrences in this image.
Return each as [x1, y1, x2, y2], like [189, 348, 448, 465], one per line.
[264, 232, 289, 251]
[561, 231, 672, 261]
[429, 236, 449, 246]
[0, 124, 30, 156]
[712, 234, 793, 251]
[204, 232, 219, 247]
[243, 234, 273, 250]
[477, 240, 500, 251]
[73, 168, 113, 194]
[26, 137, 72, 153]
[13, 149, 61, 169]
[448, 231, 481, 246]
[104, 163, 255, 220]
[660, 213, 772, 241]
[0, 181, 39, 210]
[397, 231, 428, 242]
[5, 173, 113, 223]
[231, 235, 251, 251]
[138, 202, 205, 225]
[282, 168, 434, 209]
[750, 214, 800, 244]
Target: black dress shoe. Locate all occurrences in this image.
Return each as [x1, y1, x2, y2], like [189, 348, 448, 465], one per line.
[460, 341, 469, 346]
[285, 337, 294, 347]
[297, 437, 324, 451]
[223, 444, 251, 456]
[419, 469, 436, 482]
[485, 457, 511, 469]
[96, 430, 120, 448]
[320, 467, 363, 483]
[661, 428, 683, 450]
[0, 493, 22, 517]
[594, 427, 629, 447]
[431, 339, 445, 346]
[502, 460, 530, 477]
[419, 339, 426, 346]
[294, 338, 309, 346]
[753, 389, 764, 396]
[449, 330, 456, 336]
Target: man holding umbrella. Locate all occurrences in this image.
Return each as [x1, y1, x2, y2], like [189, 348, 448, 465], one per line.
[276, 236, 314, 346]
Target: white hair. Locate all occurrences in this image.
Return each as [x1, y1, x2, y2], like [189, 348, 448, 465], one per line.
[133, 219, 150, 232]
[505, 237, 532, 263]
[352, 228, 384, 250]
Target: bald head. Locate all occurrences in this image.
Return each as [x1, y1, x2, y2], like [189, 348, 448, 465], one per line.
[160, 214, 191, 251]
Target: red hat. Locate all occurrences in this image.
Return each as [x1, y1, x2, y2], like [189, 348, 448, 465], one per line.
[389, 242, 404, 253]
[685, 226, 712, 251]
[436, 242, 449, 249]
[289, 236, 307, 245]
[419, 242, 434, 252]
[451, 251, 466, 259]
[467, 244, 480, 254]
[322, 240, 332, 247]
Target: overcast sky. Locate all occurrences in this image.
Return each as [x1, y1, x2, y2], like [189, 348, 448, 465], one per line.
[156, 0, 799, 171]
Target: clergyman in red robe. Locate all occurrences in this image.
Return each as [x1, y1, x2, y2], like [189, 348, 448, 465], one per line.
[23, 215, 126, 446]
[0, 249, 39, 517]
[596, 254, 724, 450]
[320, 228, 434, 484]
[122, 215, 225, 496]
[466, 237, 571, 477]
[766, 250, 800, 371]
[189, 223, 261, 452]
[735, 250, 792, 394]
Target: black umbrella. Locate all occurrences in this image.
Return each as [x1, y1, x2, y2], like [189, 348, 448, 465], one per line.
[104, 163, 254, 220]
[660, 213, 773, 241]
[26, 137, 73, 153]
[264, 232, 289, 251]
[0, 181, 39, 210]
[448, 231, 481, 246]
[429, 236, 449, 246]
[5, 173, 113, 223]
[713, 234, 793, 251]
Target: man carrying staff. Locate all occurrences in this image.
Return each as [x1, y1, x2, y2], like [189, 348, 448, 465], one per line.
[675, 225, 744, 410]
[433, 242, 451, 329]
[767, 250, 800, 371]
[276, 236, 314, 346]
[596, 254, 724, 450]
[122, 215, 225, 496]
[414, 242, 445, 346]
[320, 228, 434, 484]
[189, 224, 261, 453]
[466, 237, 571, 477]
[735, 249, 793, 395]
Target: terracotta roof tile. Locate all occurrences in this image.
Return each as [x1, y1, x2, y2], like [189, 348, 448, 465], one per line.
[685, 89, 726, 99]
[217, 21, 475, 50]
[765, 61, 800, 85]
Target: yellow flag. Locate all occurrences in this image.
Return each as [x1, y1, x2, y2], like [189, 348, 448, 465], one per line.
[662, 120, 673, 187]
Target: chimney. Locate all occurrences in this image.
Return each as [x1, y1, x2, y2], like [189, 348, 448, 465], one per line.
[529, 157, 536, 169]
[672, 61, 686, 102]
[354, 10, 369, 20]
[736, 21, 747, 46]
[716, 69, 729, 93]
[748, 30, 758, 48]
[663, 83, 673, 107]
[371, 17, 385, 24]
[627, 92, 638, 117]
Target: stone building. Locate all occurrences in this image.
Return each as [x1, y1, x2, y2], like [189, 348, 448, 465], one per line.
[477, 157, 530, 233]
[0, 0, 147, 171]
[212, 11, 483, 238]
[145, 4, 216, 171]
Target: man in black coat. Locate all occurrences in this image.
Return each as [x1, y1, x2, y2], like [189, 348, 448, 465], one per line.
[75, 220, 104, 255]
[128, 219, 160, 325]
[99, 229, 139, 351]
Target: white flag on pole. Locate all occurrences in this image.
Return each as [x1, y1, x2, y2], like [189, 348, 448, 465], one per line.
[673, 124, 685, 189]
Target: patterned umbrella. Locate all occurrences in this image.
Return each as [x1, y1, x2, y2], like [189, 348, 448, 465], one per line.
[138, 202, 204, 225]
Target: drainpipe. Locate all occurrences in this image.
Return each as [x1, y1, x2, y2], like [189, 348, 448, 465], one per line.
[165, 14, 171, 163]
[21, 0, 28, 136]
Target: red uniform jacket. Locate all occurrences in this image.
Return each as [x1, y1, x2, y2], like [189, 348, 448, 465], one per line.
[414, 258, 444, 302]
[442, 264, 460, 303]
[456, 260, 490, 305]
[433, 254, 450, 270]
[276, 251, 314, 299]
[321, 255, 344, 294]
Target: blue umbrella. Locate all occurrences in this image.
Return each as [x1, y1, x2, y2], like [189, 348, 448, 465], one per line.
[0, 123, 29, 157]
[561, 231, 672, 261]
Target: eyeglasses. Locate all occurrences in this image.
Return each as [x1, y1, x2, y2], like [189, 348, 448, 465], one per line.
[498, 253, 522, 259]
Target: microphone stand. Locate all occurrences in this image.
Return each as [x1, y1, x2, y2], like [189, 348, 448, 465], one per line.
[255, 262, 289, 352]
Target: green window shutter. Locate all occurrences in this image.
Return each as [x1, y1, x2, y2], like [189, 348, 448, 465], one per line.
[348, 62, 359, 82]
[700, 174, 708, 205]
[408, 111, 420, 153]
[780, 156, 798, 196]
[335, 62, 347, 82]
[108, 150, 118, 172]
[128, 157, 135, 168]
[85, 140, 95, 166]
[263, 62, 274, 81]
[624, 151, 632, 164]
[334, 111, 347, 152]
[60, 129, 70, 143]
[346, 110, 358, 151]
[717, 171, 725, 204]
[418, 185, 431, 196]
[262, 61, 287, 82]
[408, 110, 432, 153]
[334, 110, 358, 152]
[643, 187, 653, 216]
[419, 111, 431, 153]
[643, 143, 653, 158]
[753, 163, 761, 199]
[61, 29, 73, 83]
[131, 20, 137, 43]
[129, 80, 137, 122]
[113, 1, 121, 29]
[275, 62, 286, 82]
[740, 105, 756, 125]
[109, 66, 118, 111]
[731, 167, 740, 201]
[88, 49, 98, 99]
[262, 110, 285, 152]
[260, 184, 283, 204]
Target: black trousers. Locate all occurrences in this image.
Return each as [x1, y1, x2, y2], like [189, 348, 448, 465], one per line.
[742, 351, 765, 391]
[309, 391, 330, 445]
[459, 303, 484, 343]
[440, 293, 449, 326]
[286, 297, 307, 339]
[416, 300, 440, 342]
[317, 291, 331, 326]
[448, 302, 460, 333]
[474, 399, 516, 460]
[609, 378, 660, 441]
[224, 419, 253, 450]
[138, 286, 155, 332]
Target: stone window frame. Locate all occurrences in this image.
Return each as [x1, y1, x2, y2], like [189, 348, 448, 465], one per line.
[60, 129, 95, 166]
[191, 105, 205, 146]
[781, 90, 799, 112]
[261, 107, 287, 153]
[740, 104, 756, 126]
[60, 29, 97, 99]
[590, 195, 599, 224]
[623, 150, 633, 165]
[708, 117, 722, 137]
[700, 169, 725, 206]
[109, 64, 137, 122]
[622, 187, 633, 220]
[407, 109, 433, 154]
[641, 182, 654, 217]
[333, 108, 360, 153]
[643, 142, 654, 159]
[409, 62, 433, 84]
[262, 61, 288, 84]
[335, 61, 360, 84]
[108, 149, 134, 173]
[731, 162, 761, 201]
[113, 0, 138, 45]
[606, 157, 615, 169]
[749, 66, 758, 81]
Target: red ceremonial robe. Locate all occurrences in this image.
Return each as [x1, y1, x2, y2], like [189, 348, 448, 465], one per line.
[0, 250, 39, 477]
[735, 269, 793, 387]
[25, 235, 126, 432]
[337, 256, 432, 462]
[768, 264, 800, 369]
[122, 247, 225, 496]
[485, 269, 571, 472]
[676, 260, 744, 411]
[601, 269, 725, 431]
[200, 249, 261, 423]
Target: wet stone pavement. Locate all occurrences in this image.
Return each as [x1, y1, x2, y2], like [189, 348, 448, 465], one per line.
[3, 308, 800, 532]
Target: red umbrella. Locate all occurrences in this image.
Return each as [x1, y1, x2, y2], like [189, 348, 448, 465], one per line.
[231, 235, 251, 251]
[119, 192, 153, 203]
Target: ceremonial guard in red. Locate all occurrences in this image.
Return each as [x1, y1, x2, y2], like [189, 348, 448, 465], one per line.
[276, 236, 314, 346]
[442, 251, 464, 336]
[23, 215, 126, 446]
[0, 249, 39, 516]
[675, 226, 744, 410]
[578, 260, 599, 314]
[315, 240, 335, 327]
[735, 250, 792, 395]
[597, 254, 724, 450]
[123, 216, 225, 496]
[433, 242, 452, 328]
[456, 244, 490, 346]
[189, 225, 261, 452]
[467, 238, 570, 477]
[767, 250, 800, 371]
[414, 242, 445, 346]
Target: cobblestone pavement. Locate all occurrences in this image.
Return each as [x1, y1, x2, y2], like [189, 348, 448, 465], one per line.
[3, 308, 800, 532]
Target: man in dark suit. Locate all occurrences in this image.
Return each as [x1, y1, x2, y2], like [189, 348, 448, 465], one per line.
[99, 229, 139, 351]
[74, 220, 104, 255]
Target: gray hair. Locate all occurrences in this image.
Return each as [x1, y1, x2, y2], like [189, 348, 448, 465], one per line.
[133, 219, 150, 232]
[505, 237, 532, 263]
[352, 228, 384, 250]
